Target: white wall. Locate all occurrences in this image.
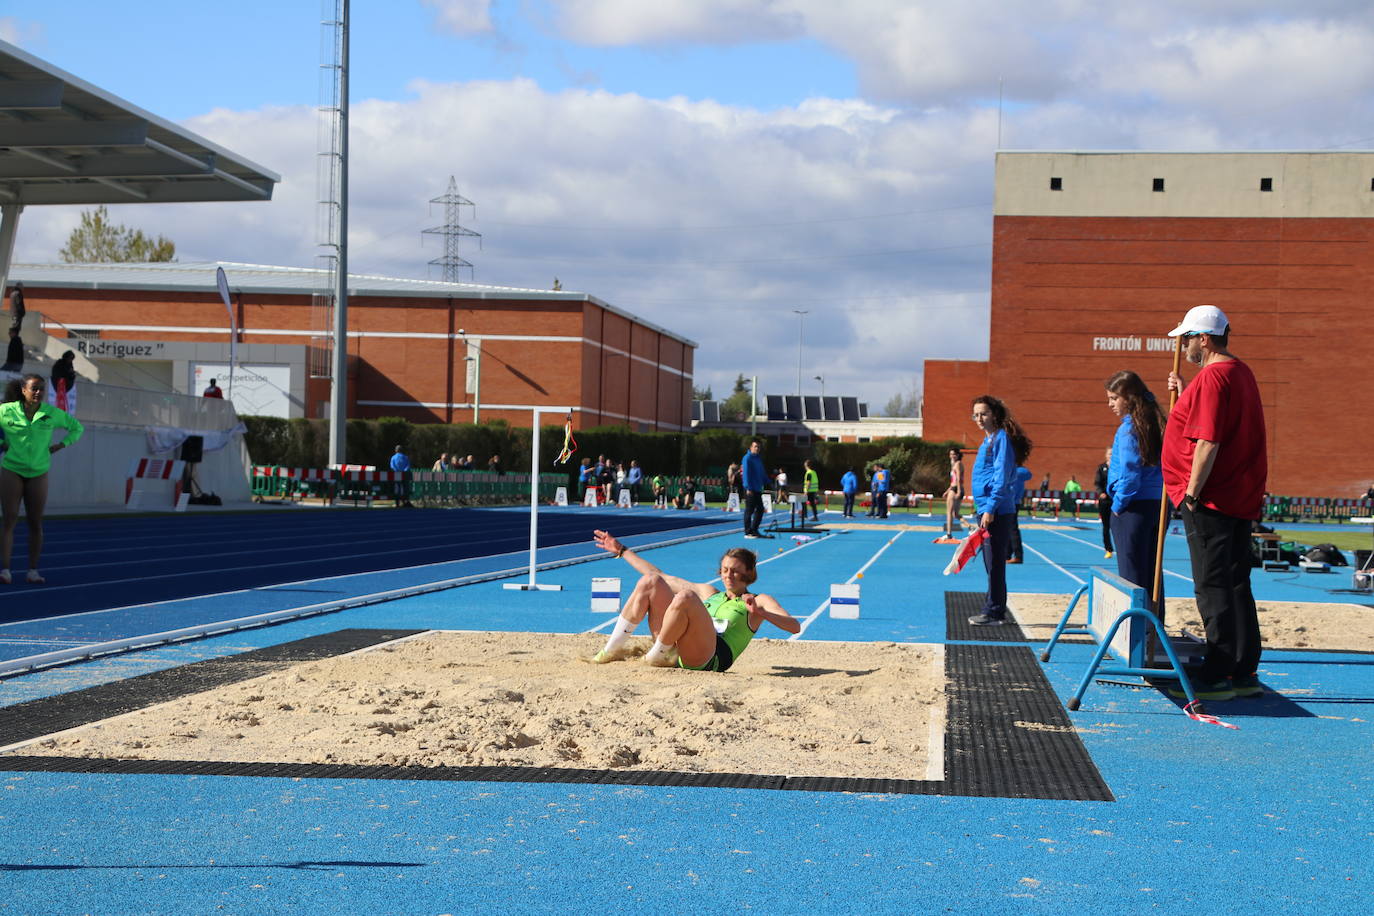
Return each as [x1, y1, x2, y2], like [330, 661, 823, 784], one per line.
[47, 423, 251, 510]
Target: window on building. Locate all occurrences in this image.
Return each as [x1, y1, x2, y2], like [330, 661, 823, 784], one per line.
[857, 436, 871, 443]
[1152, 178, 1165, 192]
[1049, 176, 1062, 191]
[1260, 177, 1273, 192]
[827, 436, 840, 442]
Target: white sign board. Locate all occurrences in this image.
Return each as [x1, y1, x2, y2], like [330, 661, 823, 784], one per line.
[554, 486, 568, 506]
[725, 492, 740, 512]
[583, 487, 598, 506]
[617, 488, 632, 508]
[829, 583, 860, 619]
[192, 362, 292, 418]
[591, 577, 621, 613]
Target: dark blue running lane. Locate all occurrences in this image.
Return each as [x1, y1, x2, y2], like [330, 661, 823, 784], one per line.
[0, 507, 727, 625]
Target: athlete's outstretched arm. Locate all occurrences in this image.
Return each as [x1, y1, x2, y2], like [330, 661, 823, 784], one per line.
[593, 530, 698, 593]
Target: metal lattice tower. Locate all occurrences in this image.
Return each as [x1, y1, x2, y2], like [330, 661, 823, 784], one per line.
[311, 0, 347, 381]
[422, 176, 480, 282]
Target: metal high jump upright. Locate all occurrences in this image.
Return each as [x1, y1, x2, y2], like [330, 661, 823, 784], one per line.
[504, 406, 574, 592]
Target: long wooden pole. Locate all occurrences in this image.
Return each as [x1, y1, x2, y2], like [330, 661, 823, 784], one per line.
[1152, 335, 1184, 611]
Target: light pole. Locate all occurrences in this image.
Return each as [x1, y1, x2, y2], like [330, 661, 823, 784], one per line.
[793, 309, 808, 396]
[814, 374, 825, 399]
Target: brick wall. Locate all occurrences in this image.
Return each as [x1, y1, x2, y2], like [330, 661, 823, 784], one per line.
[928, 215, 1374, 495]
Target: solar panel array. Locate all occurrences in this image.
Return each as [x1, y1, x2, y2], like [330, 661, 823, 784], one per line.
[701, 396, 870, 423]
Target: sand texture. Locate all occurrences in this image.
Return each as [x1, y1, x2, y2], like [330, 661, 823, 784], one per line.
[1010, 593, 1374, 652]
[12, 632, 944, 781]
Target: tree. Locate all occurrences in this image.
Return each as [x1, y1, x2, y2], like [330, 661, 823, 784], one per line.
[882, 380, 922, 418]
[721, 374, 754, 421]
[692, 383, 714, 401]
[59, 206, 176, 263]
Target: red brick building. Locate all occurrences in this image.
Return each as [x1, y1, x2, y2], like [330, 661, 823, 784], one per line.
[924, 152, 1374, 496]
[12, 262, 695, 430]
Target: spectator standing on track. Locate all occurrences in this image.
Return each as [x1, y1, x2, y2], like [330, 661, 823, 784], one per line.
[1, 374, 83, 585]
[840, 466, 859, 518]
[967, 395, 1033, 626]
[625, 460, 643, 505]
[774, 467, 789, 506]
[598, 457, 616, 505]
[1162, 305, 1268, 702]
[938, 448, 964, 541]
[579, 458, 596, 502]
[802, 458, 820, 521]
[390, 445, 414, 508]
[741, 438, 767, 539]
[1104, 369, 1167, 622]
[1094, 448, 1113, 558]
[870, 463, 890, 519]
[1061, 475, 1083, 519]
[202, 377, 223, 399]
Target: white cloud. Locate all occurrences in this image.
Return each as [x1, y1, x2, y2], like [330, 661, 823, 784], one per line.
[551, 0, 804, 46]
[543, 0, 1374, 115]
[12, 81, 998, 409]
[421, 0, 495, 36]
[0, 17, 43, 46]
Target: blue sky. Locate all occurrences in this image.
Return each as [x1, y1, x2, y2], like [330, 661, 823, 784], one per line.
[5, 1, 1374, 410]
[2, 1, 856, 117]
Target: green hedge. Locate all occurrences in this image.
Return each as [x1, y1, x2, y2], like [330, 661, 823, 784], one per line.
[241, 417, 960, 493]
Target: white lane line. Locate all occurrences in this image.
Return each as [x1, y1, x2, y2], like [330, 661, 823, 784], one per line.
[581, 532, 837, 635]
[791, 530, 906, 639]
[1042, 527, 1194, 584]
[1023, 543, 1086, 586]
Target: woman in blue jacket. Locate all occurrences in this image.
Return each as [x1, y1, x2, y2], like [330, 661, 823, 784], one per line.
[968, 395, 1032, 626]
[1104, 370, 1167, 620]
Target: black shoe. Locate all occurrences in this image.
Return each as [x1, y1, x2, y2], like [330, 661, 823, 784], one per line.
[968, 613, 1006, 626]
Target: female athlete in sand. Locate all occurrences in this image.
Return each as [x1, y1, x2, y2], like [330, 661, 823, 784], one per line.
[589, 529, 800, 670]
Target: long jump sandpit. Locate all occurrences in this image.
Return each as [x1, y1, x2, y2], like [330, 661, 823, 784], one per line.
[7, 633, 945, 782]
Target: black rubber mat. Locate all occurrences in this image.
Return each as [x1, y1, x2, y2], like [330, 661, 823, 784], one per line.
[0, 629, 424, 748]
[0, 634, 1110, 801]
[945, 591, 1027, 641]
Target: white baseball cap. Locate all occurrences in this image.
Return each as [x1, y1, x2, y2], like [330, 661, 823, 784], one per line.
[1168, 304, 1230, 338]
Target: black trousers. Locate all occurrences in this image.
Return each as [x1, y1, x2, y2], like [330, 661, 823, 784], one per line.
[981, 512, 1015, 617]
[743, 490, 764, 535]
[1181, 504, 1261, 681]
[842, 493, 855, 517]
[1110, 499, 1163, 620]
[1098, 497, 1114, 551]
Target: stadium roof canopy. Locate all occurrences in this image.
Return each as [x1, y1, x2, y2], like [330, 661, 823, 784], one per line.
[0, 38, 279, 206]
[0, 38, 280, 288]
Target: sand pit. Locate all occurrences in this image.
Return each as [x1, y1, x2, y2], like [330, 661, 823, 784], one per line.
[1010, 593, 1374, 653]
[10, 632, 945, 781]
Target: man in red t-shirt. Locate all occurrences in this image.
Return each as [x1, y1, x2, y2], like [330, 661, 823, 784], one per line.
[1162, 304, 1267, 703]
[203, 378, 223, 399]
